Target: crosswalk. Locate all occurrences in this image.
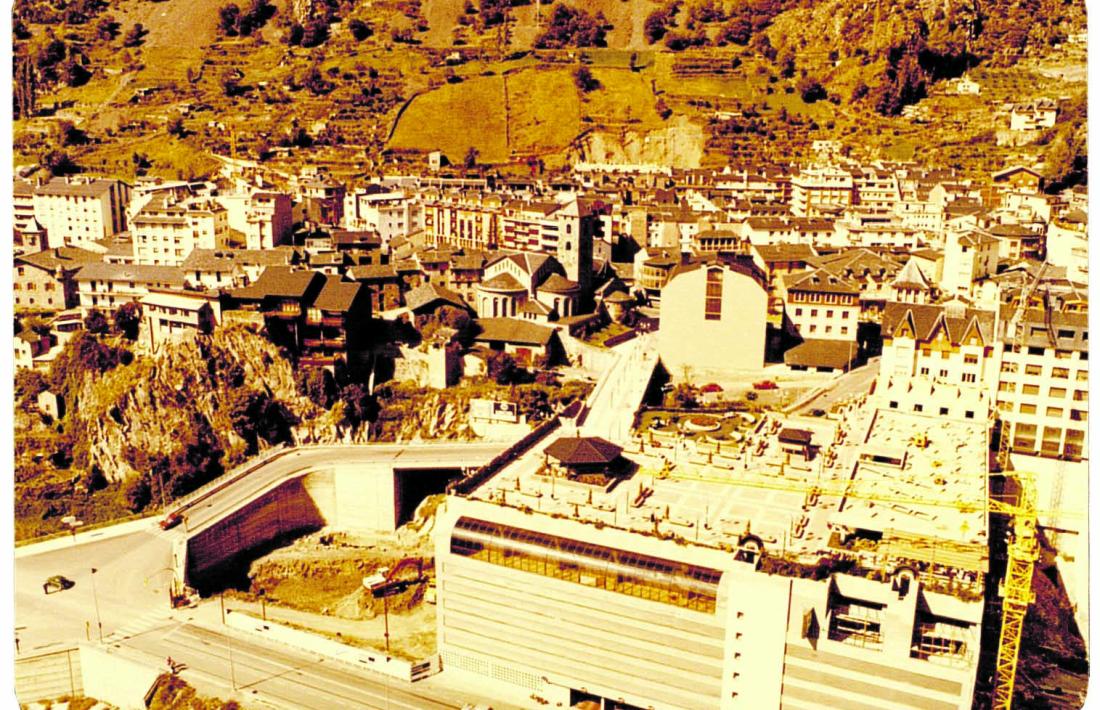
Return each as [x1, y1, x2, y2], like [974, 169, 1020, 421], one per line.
[104, 610, 174, 642]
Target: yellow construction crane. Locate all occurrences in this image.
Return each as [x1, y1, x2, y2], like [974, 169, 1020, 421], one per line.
[655, 466, 1046, 709]
[989, 471, 1038, 710]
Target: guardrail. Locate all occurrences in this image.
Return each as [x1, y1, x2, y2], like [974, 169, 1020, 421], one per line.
[170, 443, 291, 512]
[449, 417, 562, 496]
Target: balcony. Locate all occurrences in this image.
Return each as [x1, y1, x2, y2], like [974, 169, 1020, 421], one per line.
[300, 354, 341, 367]
[264, 305, 301, 319]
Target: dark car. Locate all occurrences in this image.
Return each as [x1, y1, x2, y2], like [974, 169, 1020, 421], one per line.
[810, 408, 827, 417]
[43, 575, 75, 594]
[753, 380, 778, 390]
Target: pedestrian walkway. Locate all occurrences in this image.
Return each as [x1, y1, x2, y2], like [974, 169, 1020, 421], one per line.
[103, 609, 174, 642]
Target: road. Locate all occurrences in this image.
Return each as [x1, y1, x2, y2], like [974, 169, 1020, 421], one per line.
[179, 443, 507, 534]
[16, 442, 513, 707]
[790, 357, 880, 415]
[110, 619, 461, 710]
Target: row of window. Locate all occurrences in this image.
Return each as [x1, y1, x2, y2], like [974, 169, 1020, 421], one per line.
[998, 402, 1088, 420]
[13, 282, 56, 291]
[887, 401, 978, 419]
[998, 383, 1087, 401]
[450, 517, 722, 614]
[793, 308, 853, 319]
[807, 324, 851, 336]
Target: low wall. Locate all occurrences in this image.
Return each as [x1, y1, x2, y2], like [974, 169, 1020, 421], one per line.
[225, 611, 438, 682]
[14, 647, 82, 704]
[79, 644, 161, 710]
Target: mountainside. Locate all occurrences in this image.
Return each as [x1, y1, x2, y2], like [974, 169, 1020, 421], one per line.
[11, 0, 1087, 180]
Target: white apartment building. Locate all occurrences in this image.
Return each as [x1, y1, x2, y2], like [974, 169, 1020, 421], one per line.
[216, 191, 293, 251]
[941, 230, 1000, 296]
[75, 262, 185, 311]
[852, 166, 900, 212]
[1009, 100, 1058, 132]
[784, 268, 861, 341]
[32, 177, 131, 250]
[344, 187, 423, 245]
[791, 166, 854, 217]
[131, 193, 229, 266]
[1046, 210, 1088, 283]
[140, 290, 220, 348]
[877, 301, 998, 421]
[996, 304, 1089, 461]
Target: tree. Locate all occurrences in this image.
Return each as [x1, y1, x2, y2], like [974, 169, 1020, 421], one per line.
[301, 18, 329, 47]
[124, 474, 152, 512]
[655, 97, 672, 120]
[228, 389, 297, 454]
[286, 22, 304, 45]
[573, 65, 599, 92]
[340, 384, 378, 428]
[717, 17, 751, 45]
[166, 116, 185, 137]
[123, 23, 146, 48]
[113, 302, 142, 341]
[84, 308, 109, 334]
[348, 18, 372, 41]
[797, 77, 827, 103]
[464, 146, 479, 170]
[487, 351, 521, 385]
[535, 5, 607, 49]
[644, 9, 671, 44]
[57, 120, 88, 146]
[95, 16, 119, 41]
[62, 59, 91, 87]
[218, 4, 242, 35]
[297, 368, 337, 408]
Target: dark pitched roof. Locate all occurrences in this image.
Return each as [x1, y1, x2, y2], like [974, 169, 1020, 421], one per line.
[881, 302, 997, 345]
[480, 273, 527, 292]
[778, 428, 813, 445]
[474, 317, 555, 346]
[75, 262, 185, 286]
[538, 273, 579, 293]
[785, 268, 861, 295]
[17, 247, 102, 272]
[405, 282, 470, 312]
[544, 437, 623, 466]
[752, 243, 817, 263]
[312, 278, 363, 312]
[783, 339, 859, 369]
[347, 264, 398, 281]
[233, 267, 322, 299]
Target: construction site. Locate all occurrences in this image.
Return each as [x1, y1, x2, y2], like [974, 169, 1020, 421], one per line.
[428, 388, 1084, 709]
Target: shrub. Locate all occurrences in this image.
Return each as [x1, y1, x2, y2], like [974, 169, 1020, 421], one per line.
[573, 65, 599, 92]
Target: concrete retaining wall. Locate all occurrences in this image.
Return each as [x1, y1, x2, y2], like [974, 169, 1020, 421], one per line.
[186, 476, 326, 583]
[14, 647, 82, 704]
[225, 611, 438, 681]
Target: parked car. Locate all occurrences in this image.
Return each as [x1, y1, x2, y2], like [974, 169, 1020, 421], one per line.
[43, 575, 75, 594]
[160, 512, 183, 530]
[753, 380, 778, 390]
[810, 408, 827, 417]
[700, 383, 723, 394]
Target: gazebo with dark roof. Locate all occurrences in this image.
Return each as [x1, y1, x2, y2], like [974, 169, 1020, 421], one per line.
[543, 436, 624, 480]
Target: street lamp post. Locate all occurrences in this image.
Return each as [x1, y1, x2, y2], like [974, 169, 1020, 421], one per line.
[89, 568, 103, 642]
[258, 589, 266, 621]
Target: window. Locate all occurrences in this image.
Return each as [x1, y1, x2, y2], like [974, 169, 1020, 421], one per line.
[1025, 364, 1042, 376]
[921, 367, 930, 376]
[825, 326, 832, 334]
[1049, 387, 1067, 399]
[1022, 384, 1040, 395]
[811, 309, 819, 317]
[1054, 349, 1072, 359]
[1050, 367, 1069, 379]
[964, 410, 974, 419]
[940, 407, 949, 416]
[962, 354, 978, 365]
[962, 373, 976, 383]
[914, 404, 924, 412]
[809, 324, 817, 333]
[795, 308, 803, 316]
[889, 401, 898, 409]
[998, 382, 1015, 393]
[841, 327, 849, 335]
[1073, 390, 1088, 402]
[842, 311, 850, 319]
[1076, 370, 1088, 381]
[704, 269, 723, 321]
[939, 370, 948, 378]
[1046, 407, 1064, 418]
[1001, 362, 1018, 374]
[1028, 346, 1045, 356]
[826, 310, 834, 318]
[1020, 404, 1037, 414]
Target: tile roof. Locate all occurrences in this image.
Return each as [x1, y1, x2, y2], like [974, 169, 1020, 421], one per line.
[785, 268, 861, 295]
[404, 282, 470, 312]
[347, 264, 398, 281]
[16, 247, 103, 272]
[474, 317, 555, 346]
[480, 273, 527, 292]
[538, 273, 579, 293]
[752, 243, 817, 263]
[35, 177, 121, 198]
[75, 262, 185, 286]
[782, 339, 859, 369]
[881, 302, 996, 344]
[312, 278, 363, 312]
[232, 266, 321, 299]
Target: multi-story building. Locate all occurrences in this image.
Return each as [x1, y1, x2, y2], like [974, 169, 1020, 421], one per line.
[32, 177, 131, 250]
[996, 301, 1089, 461]
[1046, 209, 1088, 283]
[941, 230, 1001, 296]
[300, 277, 373, 367]
[343, 186, 423, 246]
[423, 191, 503, 251]
[791, 166, 854, 217]
[784, 268, 861, 342]
[75, 263, 186, 312]
[140, 289, 220, 348]
[131, 193, 229, 266]
[876, 301, 998, 421]
[658, 261, 767, 378]
[1008, 99, 1058, 133]
[14, 247, 102, 310]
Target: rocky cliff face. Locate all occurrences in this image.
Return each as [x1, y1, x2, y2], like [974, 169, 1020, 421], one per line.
[570, 116, 706, 168]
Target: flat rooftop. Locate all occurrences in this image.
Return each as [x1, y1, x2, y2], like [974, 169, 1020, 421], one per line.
[465, 402, 989, 578]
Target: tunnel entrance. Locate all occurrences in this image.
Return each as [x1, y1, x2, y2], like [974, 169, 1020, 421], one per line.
[393, 467, 463, 526]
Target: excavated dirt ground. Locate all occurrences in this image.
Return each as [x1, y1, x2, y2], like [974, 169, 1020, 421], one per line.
[225, 496, 442, 660]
